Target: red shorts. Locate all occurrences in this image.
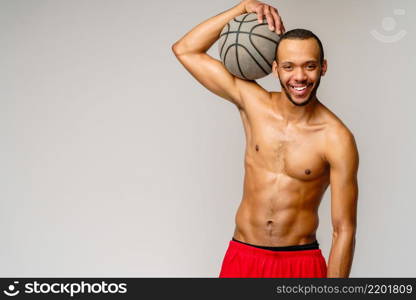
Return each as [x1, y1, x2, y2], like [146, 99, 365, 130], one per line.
[219, 239, 327, 278]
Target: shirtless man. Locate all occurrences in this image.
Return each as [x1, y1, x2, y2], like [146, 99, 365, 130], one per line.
[172, 0, 358, 278]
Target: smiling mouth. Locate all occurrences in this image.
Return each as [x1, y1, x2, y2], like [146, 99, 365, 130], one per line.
[288, 83, 313, 96]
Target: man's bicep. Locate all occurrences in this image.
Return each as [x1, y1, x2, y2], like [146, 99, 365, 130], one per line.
[330, 168, 358, 232]
[173, 51, 244, 108]
[327, 128, 359, 231]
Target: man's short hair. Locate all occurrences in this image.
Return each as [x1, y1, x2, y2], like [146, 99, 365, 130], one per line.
[275, 29, 324, 64]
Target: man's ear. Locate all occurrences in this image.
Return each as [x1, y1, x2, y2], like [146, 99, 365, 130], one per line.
[321, 59, 328, 76]
[272, 60, 279, 78]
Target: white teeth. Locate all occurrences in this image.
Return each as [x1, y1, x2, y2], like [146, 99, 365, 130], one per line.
[292, 86, 306, 91]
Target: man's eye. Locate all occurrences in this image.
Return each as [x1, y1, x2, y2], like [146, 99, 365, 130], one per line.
[282, 66, 292, 70]
[306, 65, 317, 70]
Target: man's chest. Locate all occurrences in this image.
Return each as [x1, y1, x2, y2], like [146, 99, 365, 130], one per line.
[245, 117, 329, 181]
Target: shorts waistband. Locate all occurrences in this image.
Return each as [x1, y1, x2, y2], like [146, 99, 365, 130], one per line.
[231, 237, 319, 252]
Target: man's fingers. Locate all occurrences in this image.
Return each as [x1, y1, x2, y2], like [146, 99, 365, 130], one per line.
[255, 5, 284, 34]
[256, 5, 264, 24]
[264, 6, 275, 31]
[270, 7, 283, 34]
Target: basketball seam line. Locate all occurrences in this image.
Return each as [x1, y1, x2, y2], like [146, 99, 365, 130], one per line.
[219, 31, 279, 45]
[233, 14, 259, 23]
[249, 23, 275, 69]
[223, 43, 269, 79]
[219, 23, 230, 60]
[235, 13, 249, 80]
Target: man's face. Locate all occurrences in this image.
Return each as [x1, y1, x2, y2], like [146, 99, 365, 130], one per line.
[273, 38, 327, 106]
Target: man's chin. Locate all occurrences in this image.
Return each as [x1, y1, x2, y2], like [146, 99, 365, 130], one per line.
[287, 93, 313, 106]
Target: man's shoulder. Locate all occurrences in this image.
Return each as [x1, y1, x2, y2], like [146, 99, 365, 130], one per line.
[317, 104, 358, 163]
[236, 78, 271, 100]
[318, 103, 355, 141]
[235, 80, 276, 112]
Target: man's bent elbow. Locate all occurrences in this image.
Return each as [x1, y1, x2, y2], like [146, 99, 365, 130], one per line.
[172, 42, 181, 56]
[172, 41, 194, 57]
[332, 225, 356, 240]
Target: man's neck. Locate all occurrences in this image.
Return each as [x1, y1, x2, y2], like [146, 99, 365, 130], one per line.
[272, 92, 319, 126]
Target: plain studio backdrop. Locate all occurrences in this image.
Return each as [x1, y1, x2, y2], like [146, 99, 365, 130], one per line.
[1, 0, 415, 277]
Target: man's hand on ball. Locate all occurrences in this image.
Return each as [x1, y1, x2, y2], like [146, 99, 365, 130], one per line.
[242, 0, 285, 34]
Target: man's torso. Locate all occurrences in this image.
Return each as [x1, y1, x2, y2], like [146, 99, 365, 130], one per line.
[233, 89, 345, 247]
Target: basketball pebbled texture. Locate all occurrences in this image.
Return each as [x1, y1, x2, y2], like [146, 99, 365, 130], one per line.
[218, 13, 280, 80]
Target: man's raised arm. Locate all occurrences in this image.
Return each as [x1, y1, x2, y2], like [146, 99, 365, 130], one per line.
[171, 0, 284, 109]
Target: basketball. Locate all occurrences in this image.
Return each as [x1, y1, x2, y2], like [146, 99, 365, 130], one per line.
[218, 13, 280, 81]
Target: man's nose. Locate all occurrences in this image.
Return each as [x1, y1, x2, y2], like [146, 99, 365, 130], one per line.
[293, 67, 307, 82]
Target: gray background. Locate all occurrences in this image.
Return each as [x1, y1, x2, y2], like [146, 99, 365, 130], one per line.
[1, 0, 415, 277]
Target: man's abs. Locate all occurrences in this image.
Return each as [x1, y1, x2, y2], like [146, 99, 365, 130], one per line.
[233, 166, 329, 246]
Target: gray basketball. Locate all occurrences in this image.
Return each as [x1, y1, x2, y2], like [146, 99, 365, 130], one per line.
[218, 13, 280, 80]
